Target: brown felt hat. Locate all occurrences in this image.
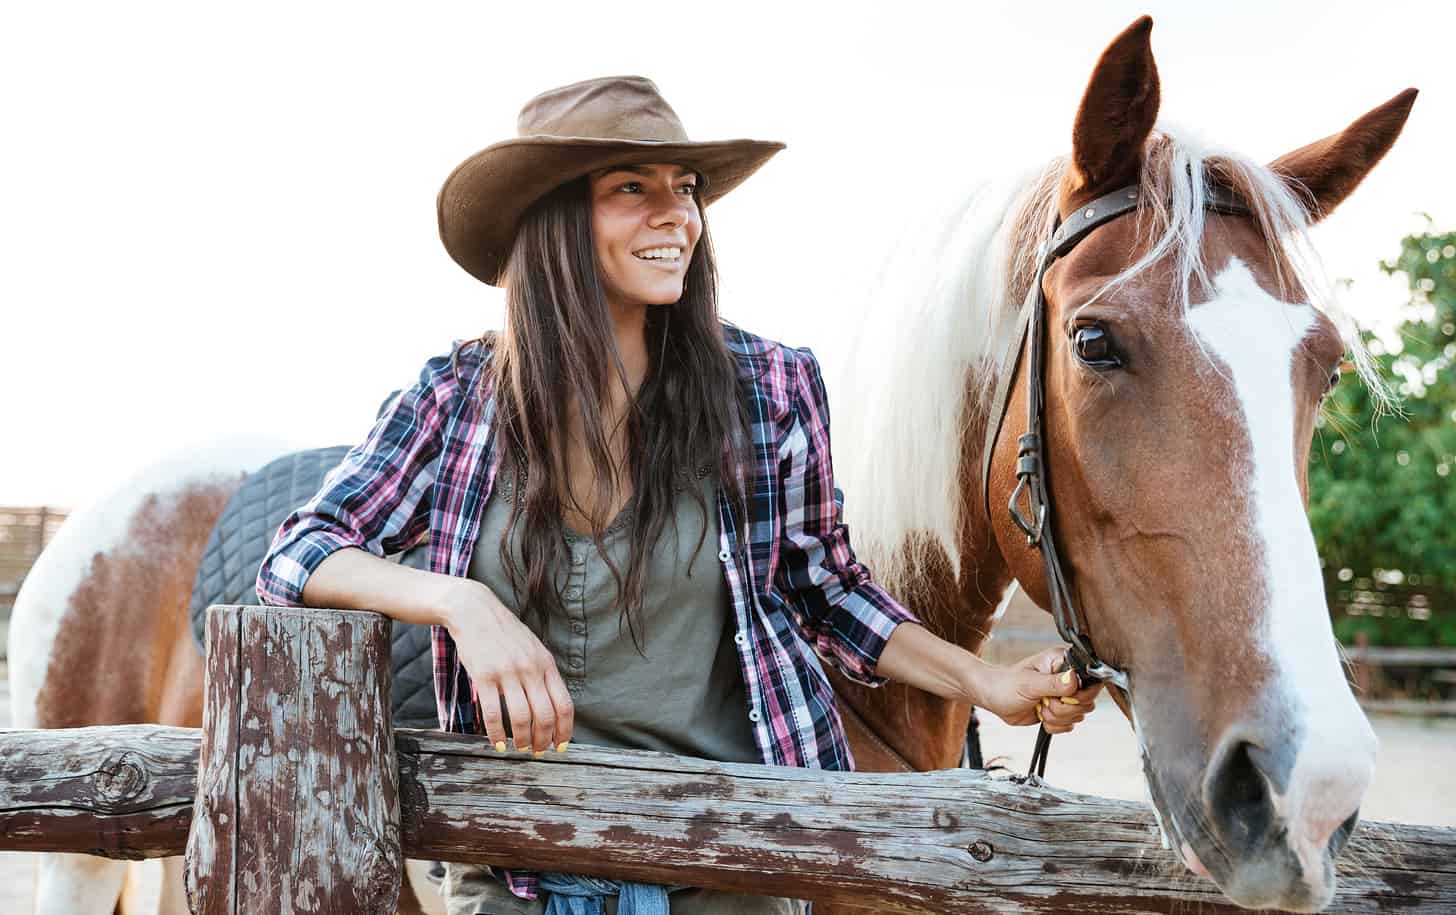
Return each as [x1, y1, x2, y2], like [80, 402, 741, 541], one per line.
[437, 75, 785, 286]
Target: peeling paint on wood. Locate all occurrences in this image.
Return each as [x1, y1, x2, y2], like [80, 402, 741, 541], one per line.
[183, 605, 401, 914]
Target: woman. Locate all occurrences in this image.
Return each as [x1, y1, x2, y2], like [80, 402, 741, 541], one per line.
[257, 75, 1100, 915]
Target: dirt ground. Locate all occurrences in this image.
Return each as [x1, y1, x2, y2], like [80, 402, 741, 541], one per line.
[2, 601, 1452, 912]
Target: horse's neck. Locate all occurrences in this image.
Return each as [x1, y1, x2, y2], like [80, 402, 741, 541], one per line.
[835, 489, 1012, 773]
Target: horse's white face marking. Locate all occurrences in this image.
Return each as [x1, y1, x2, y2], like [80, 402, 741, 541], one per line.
[1186, 259, 1377, 888]
[7, 437, 298, 728]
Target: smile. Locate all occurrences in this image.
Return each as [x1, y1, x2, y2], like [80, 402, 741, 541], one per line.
[633, 246, 683, 264]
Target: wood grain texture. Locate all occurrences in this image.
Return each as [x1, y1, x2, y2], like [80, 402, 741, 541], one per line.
[0, 724, 1448, 913]
[0, 724, 196, 857]
[183, 605, 402, 914]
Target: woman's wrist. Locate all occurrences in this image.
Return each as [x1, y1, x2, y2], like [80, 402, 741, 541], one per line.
[954, 652, 997, 707]
[433, 574, 486, 632]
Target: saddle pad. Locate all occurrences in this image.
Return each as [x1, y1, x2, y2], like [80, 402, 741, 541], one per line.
[187, 445, 440, 729]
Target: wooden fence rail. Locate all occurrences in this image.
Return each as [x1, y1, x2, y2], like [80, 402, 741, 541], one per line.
[0, 604, 1451, 914]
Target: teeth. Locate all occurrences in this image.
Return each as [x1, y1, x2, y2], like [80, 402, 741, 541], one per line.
[633, 247, 682, 261]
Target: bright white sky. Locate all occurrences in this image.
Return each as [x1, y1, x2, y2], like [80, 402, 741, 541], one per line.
[4, 0, 1451, 508]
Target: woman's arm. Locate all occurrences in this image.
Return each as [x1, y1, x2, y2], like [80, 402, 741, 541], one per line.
[303, 548, 576, 754]
[875, 622, 1101, 734]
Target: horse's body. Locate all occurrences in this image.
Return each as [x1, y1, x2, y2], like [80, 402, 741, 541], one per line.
[10, 17, 1415, 915]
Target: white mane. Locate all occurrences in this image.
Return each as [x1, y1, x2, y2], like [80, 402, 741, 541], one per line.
[828, 123, 1386, 594]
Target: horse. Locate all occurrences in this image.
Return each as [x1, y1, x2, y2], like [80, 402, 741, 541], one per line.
[5, 437, 445, 914]
[821, 15, 1413, 914]
[8, 15, 1415, 915]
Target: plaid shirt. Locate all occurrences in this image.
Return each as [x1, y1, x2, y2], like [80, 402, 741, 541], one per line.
[257, 325, 919, 900]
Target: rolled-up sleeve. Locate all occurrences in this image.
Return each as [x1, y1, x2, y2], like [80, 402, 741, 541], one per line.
[255, 352, 452, 607]
[774, 346, 921, 686]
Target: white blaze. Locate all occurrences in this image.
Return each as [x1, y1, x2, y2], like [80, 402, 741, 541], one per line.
[1185, 259, 1377, 888]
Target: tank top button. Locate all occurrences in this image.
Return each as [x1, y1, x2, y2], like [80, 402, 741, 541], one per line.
[747, 709, 761, 723]
[717, 549, 731, 563]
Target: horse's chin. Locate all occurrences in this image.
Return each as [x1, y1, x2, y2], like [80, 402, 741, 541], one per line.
[1146, 775, 1350, 913]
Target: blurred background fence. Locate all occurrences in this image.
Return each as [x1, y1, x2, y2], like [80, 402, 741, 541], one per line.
[0, 508, 69, 659]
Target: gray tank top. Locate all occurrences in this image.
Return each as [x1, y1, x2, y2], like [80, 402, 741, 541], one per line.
[467, 461, 761, 764]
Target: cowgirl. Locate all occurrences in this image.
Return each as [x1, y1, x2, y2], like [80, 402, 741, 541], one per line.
[258, 75, 1098, 915]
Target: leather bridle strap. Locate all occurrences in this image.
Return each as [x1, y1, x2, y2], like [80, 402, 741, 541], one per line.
[973, 183, 1249, 778]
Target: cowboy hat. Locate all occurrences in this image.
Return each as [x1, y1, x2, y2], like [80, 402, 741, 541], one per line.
[437, 75, 785, 286]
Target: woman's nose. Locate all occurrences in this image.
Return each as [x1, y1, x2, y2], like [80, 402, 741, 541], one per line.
[648, 192, 691, 228]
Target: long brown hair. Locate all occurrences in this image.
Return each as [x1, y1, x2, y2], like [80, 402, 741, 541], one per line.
[486, 176, 748, 650]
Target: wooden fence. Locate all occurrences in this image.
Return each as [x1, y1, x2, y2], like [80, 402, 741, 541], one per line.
[0, 506, 68, 616]
[0, 605, 1452, 914]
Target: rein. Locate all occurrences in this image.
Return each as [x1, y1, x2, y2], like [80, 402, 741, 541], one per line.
[977, 183, 1249, 778]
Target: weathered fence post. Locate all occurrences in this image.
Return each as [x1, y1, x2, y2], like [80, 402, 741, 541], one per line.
[184, 605, 402, 914]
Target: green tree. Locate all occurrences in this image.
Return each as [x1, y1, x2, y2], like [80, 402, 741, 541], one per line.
[1309, 227, 1456, 646]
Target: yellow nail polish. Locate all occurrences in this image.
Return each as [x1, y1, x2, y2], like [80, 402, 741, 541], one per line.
[519, 745, 533, 754]
[1061, 671, 1074, 685]
[1036, 705, 1044, 722]
[556, 741, 570, 753]
[1061, 697, 1081, 705]
[533, 750, 546, 757]
[494, 741, 506, 753]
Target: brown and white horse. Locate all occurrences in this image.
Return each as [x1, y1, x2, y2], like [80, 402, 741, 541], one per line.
[825, 16, 1413, 915]
[10, 16, 1414, 915]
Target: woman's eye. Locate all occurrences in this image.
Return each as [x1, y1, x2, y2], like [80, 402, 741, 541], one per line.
[678, 183, 697, 195]
[1072, 324, 1122, 369]
[619, 182, 642, 193]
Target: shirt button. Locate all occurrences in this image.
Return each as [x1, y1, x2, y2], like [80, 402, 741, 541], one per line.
[733, 632, 747, 647]
[717, 549, 731, 563]
[565, 588, 582, 600]
[570, 657, 583, 669]
[571, 552, 586, 567]
[747, 709, 761, 723]
[572, 622, 586, 635]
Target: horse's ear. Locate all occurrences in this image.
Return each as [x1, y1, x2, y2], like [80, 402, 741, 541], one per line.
[1268, 89, 1418, 224]
[1065, 16, 1160, 204]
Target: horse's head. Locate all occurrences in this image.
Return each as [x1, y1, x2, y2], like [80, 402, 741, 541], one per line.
[987, 17, 1415, 912]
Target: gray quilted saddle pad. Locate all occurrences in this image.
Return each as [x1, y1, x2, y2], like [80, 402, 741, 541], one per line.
[187, 445, 440, 729]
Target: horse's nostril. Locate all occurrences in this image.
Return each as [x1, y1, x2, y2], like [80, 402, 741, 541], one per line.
[1328, 808, 1360, 857]
[1207, 740, 1273, 852]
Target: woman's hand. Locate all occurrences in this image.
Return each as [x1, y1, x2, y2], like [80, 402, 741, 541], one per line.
[978, 647, 1103, 735]
[441, 578, 575, 754]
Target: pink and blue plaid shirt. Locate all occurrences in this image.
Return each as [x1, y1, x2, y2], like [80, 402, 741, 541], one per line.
[257, 324, 919, 899]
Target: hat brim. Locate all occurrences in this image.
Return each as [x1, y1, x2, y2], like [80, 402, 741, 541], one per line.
[437, 135, 785, 286]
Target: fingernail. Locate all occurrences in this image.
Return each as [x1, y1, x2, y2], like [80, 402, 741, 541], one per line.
[1036, 706, 1044, 722]
[556, 741, 570, 753]
[1061, 697, 1081, 705]
[533, 750, 546, 758]
[1061, 671, 1073, 685]
[494, 741, 506, 753]
[518, 744, 532, 754]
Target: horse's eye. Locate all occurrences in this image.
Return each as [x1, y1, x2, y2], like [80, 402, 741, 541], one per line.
[1072, 324, 1122, 369]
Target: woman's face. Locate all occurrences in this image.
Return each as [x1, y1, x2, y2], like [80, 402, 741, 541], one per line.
[588, 162, 702, 311]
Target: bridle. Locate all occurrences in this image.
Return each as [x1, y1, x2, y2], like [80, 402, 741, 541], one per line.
[977, 182, 1250, 778]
